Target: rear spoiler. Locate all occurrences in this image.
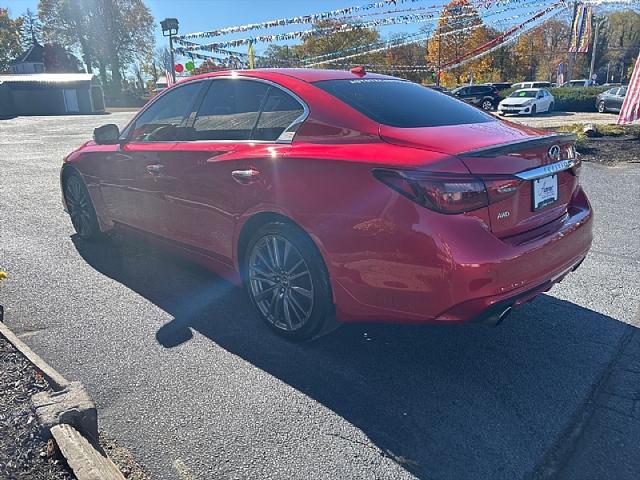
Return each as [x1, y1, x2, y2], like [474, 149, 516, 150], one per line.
[459, 133, 577, 158]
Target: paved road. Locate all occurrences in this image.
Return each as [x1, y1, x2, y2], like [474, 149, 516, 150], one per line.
[1, 113, 639, 480]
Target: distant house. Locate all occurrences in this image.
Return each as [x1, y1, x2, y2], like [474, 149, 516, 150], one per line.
[0, 73, 105, 117]
[155, 75, 169, 94]
[10, 42, 45, 74]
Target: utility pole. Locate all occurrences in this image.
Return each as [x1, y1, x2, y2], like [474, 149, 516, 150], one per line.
[436, 26, 442, 86]
[588, 17, 603, 83]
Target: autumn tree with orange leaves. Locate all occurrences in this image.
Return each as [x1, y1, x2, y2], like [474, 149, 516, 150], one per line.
[426, 0, 492, 86]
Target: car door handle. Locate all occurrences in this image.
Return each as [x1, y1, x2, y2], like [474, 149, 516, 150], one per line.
[232, 169, 261, 185]
[146, 164, 164, 175]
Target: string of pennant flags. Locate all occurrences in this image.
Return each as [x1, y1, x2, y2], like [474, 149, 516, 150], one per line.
[169, 0, 583, 76]
[300, 0, 549, 66]
[175, 0, 523, 40]
[175, 0, 549, 53]
[440, 1, 566, 70]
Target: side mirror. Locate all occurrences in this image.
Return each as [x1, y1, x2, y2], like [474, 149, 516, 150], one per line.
[94, 124, 121, 145]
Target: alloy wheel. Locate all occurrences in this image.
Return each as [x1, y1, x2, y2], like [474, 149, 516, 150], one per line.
[598, 101, 606, 113]
[482, 100, 493, 111]
[248, 234, 314, 332]
[65, 177, 93, 238]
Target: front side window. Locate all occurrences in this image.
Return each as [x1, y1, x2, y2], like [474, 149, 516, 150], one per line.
[315, 79, 493, 128]
[131, 82, 203, 141]
[193, 79, 270, 141]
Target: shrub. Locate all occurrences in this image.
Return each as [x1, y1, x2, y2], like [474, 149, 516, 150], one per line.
[499, 87, 607, 112]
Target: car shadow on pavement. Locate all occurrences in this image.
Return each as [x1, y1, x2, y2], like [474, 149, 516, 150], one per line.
[73, 234, 636, 480]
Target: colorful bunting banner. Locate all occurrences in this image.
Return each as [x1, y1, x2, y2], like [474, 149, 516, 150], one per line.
[175, 0, 517, 40]
[569, 4, 593, 53]
[176, 0, 533, 41]
[304, 2, 553, 67]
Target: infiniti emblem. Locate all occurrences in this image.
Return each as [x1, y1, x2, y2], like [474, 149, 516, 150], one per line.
[548, 145, 561, 161]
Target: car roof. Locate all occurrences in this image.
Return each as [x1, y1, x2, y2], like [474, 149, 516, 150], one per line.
[515, 88, 542, 91]
[182, 68, 396, 85]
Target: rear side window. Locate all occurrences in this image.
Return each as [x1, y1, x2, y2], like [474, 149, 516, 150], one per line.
[193, 79, 270, 140]
[315, 79, 493, 128]
[131, 82, 203, 141]
[253, 88, 305, 141]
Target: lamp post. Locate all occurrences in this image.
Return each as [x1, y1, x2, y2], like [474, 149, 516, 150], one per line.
[161, 17, 179, 82]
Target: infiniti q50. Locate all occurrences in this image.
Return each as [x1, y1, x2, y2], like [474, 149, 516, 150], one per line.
[61, 68, 593, 340]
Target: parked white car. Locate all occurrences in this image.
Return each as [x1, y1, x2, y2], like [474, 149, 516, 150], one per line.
[497, 88, 554, 116]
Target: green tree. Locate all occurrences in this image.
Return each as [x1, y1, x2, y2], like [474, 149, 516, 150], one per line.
[20, 8, 42, 48]
[295, 20, 382, 67]
[39, 0, 96, 72]
[257, 45, 300, 68]
[0, 8, 23, 72]
[43, 43, 82, 72]
[383, 33, 430, 83]
[601, 10, 640, 83]
[39, 0, 154, 95]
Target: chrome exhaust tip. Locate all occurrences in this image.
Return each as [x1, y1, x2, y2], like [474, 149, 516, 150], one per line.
[483, 305, 513, 326]
[497, 306, 512, 325]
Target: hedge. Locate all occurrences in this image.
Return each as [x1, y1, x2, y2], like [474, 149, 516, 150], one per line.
[499, 87, 608, 112]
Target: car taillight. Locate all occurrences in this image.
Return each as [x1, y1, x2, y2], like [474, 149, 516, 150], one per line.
[373, 169, 522, 214]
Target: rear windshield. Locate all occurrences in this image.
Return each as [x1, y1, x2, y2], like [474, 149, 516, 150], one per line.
[314, 79, 494, 128]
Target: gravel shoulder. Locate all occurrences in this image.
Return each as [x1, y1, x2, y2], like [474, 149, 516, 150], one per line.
[0, 337, 74, 480]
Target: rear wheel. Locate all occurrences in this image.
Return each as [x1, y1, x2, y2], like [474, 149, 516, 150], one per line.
[481, 99, 493, 111]
[64, 173, 103, 241]
[598, 101, 606, 113]
[244, 221, 334, 341]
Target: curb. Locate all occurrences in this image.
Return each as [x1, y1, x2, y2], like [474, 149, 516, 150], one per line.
[0, 320, 124, 480]
[0, 321, 70, 391]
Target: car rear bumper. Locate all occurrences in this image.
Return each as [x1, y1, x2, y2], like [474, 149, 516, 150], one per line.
[332, 187, 593, 324]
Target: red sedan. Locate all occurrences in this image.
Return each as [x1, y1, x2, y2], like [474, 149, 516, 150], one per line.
[61, 68, 593, 340]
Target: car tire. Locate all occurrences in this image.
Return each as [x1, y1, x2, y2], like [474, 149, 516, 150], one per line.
[531, 105, 537, 116]
[548, 102, 554, 113]
[244, 221, 335, 341]
[481, 99, 493, 111]
[598, 101, 606, 113]
[63, 173, 104, 241]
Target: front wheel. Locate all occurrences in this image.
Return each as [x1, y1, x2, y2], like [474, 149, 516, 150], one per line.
[548, 102, 554, 113]
[64, 173, 103, 241]
[531, 105, 537, 116]
[244, 221, 335, 341]
[598, 101, 606, 113]
[481, 99, 493, 111]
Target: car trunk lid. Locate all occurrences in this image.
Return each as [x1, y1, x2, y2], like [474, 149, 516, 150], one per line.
[379, 121, 580, 237]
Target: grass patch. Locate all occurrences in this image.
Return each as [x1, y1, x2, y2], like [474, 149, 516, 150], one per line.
[554, 123, 640, 151]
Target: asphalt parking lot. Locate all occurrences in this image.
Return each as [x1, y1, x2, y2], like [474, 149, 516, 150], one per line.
[1, 112, 639, 480]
